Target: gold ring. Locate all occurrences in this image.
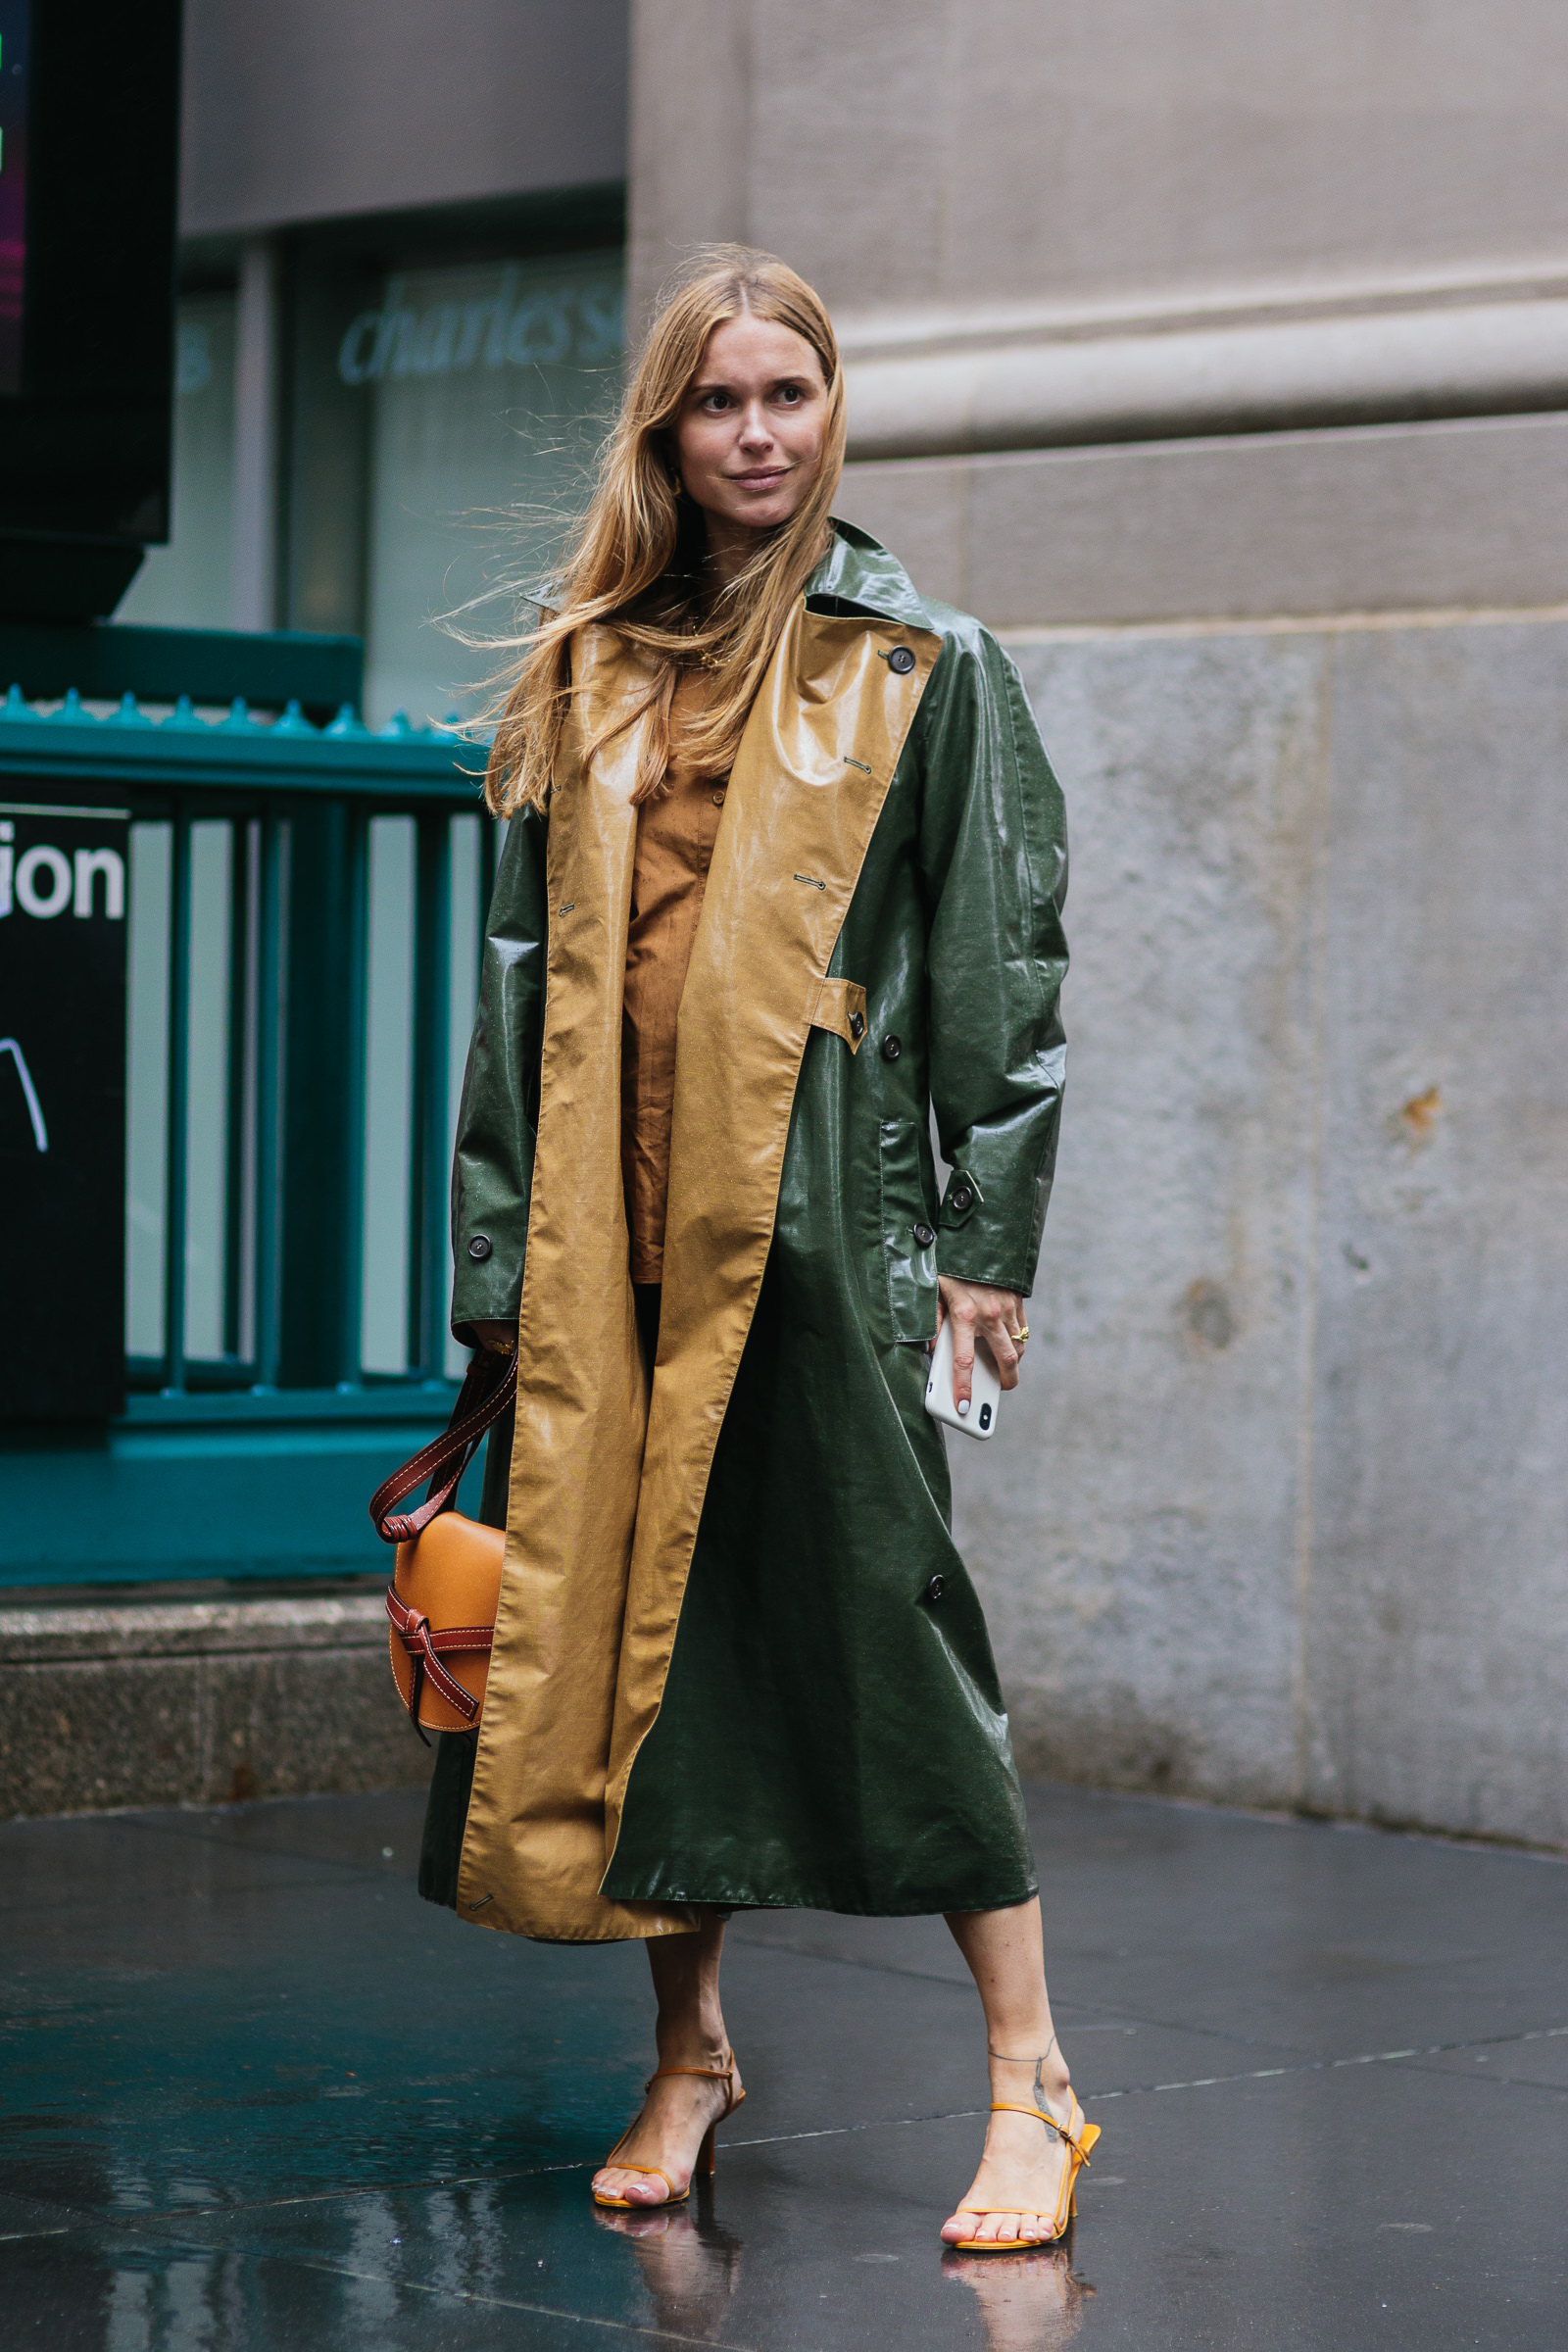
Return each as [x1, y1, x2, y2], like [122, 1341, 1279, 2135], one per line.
[1008, 1324, 1030, 1345]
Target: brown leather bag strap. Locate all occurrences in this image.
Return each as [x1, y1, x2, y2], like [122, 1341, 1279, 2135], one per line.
[385, 1588, 492, 1731]
[368, 1350, 517, 1544]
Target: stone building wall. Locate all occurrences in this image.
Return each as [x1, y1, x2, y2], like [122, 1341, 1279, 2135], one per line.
[955, 614, 1568, 1846]
[630, 0, 1568, 1843]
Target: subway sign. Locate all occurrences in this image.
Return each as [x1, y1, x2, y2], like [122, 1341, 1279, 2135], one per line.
[0, 798, 127, 1419]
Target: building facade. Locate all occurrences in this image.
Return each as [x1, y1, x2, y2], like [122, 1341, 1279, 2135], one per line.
[33, 0, 1568, 1843]
[125, 0, 630, 728]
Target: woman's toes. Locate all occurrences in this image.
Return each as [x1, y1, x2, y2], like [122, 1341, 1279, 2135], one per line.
[941, 2200, 1062, 2245]
[595, 2169, 655, 2204]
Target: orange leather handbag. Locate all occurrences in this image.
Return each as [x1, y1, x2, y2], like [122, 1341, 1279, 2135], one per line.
[368, 1351, 516, 1742]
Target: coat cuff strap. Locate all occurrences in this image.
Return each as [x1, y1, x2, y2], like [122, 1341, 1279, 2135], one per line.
[809, 976, 868, 1053]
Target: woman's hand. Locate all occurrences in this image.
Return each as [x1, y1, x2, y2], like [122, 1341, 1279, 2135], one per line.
[935, 1277, 1028, 1402]
[469, 1319, 516, 1357]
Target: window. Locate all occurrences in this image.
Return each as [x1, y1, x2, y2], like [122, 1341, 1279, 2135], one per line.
[121, 237, 625, 735]
[341, 251, 624, 723]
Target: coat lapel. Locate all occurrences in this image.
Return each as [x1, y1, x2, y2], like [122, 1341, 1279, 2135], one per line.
[457, 628, 695, 1942]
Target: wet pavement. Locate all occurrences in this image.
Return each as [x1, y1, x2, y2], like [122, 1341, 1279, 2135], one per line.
[2, 1780, 1564, 2350]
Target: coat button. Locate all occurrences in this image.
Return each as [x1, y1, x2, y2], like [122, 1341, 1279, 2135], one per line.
[925, 1574, 946, 1603]
[849, 1009, 865, 1041]
[880, 1034, 902, 1061]
[888, 646, 916, 675]
[913, 1221, 936, 1249]
[951, 1183, 975, 1213]
[467, 1236, 492, 1261]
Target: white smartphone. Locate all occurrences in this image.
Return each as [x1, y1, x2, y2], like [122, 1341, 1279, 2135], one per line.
[924, 1315, 1003, 1441]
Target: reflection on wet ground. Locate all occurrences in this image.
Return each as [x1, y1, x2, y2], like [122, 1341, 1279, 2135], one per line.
[942, 2243, 1091, 2352]
[1, 1781, 1564, 2347]
[594, 2200, 746, 2338]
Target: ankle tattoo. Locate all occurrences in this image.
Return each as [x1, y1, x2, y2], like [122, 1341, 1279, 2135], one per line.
[1032, 2040, 1059, 2117]
[987, 2034, 1061, 2117]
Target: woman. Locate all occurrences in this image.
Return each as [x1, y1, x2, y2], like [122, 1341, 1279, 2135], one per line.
[422, 247, 1085, 2250]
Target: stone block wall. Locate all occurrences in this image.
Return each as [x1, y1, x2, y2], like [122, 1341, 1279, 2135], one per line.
[0, 1590, 430, 1818]
[947, 611, 1568, 1847]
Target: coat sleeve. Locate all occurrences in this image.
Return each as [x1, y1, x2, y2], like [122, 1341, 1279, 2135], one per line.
[917, 624, 1068, 1299]
[449, 808, 549, 1344]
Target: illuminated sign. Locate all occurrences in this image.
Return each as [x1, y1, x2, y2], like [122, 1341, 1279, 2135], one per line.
[0, 0, 29, 396]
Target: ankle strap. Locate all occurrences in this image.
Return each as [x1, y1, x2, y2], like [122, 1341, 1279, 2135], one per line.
[647, 2052, 735, 2089]
[990, 2099, 1092, 2165]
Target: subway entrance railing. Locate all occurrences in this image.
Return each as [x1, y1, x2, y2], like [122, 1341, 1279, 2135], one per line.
[0, 664, 500, 1591]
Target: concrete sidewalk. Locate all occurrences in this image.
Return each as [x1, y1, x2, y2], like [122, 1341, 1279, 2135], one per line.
[1, 1780, 1562, 2349]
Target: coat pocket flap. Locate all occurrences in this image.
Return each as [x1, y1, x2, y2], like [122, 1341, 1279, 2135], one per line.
[809, 978, 868, 1054]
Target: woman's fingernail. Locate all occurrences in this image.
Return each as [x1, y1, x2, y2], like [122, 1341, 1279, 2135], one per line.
[957, 1398, 970, 1416]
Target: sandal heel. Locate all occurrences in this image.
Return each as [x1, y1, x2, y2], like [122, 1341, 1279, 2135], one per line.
[698, 2122, 717, 2177]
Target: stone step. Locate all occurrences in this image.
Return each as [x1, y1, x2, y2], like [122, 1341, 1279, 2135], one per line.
[0, 1581, 431, 1818]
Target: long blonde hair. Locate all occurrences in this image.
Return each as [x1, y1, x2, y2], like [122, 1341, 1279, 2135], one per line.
[484, 246, 846, 816]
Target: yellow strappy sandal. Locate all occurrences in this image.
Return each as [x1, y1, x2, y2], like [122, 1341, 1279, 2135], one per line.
[947, 2086, 1100, 2252]
[591, 2052, 746, 2210]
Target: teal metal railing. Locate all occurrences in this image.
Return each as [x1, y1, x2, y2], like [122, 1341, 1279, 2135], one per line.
[0, 683, 499, 1589]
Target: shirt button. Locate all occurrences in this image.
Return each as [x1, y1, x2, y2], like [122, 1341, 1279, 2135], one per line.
[913, 1221, 936, 1249]
[924, 1574, 946, 1603]
[880, 1034, 902, 1062]
[467, 1236, 492, 1261]
[888, 646, 916, 675]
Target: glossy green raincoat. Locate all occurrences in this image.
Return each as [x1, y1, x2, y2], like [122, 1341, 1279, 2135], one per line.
[424, 522, 1067, 1942]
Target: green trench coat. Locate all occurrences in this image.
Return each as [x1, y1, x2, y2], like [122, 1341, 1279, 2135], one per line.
[423, 522, 1067, 1938]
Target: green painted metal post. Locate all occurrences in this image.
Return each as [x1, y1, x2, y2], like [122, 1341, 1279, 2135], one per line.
[276, 804, 361, 1390]
[253, 812, 284, 1391]
[161, 808, 191, 1394]
[409, 813, 452, 1376]
[337, 806, 369, 1386]
[222, 817, 254, 1364]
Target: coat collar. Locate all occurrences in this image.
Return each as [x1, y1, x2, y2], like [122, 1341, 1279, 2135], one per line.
[808, 518, 938, 633]
[534, 520, 932, 638]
